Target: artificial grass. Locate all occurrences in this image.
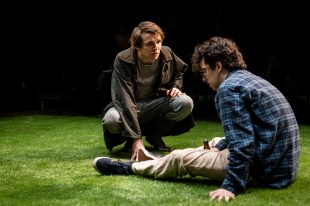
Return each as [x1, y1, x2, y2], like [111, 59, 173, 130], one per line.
[0, 112, 309, 205]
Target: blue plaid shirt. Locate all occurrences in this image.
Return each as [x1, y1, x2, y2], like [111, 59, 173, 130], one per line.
[214, 70, 300, 195]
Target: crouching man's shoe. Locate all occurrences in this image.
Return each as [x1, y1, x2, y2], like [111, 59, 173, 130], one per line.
[146, 137, 172, 152]
[92, 157, 134, 175]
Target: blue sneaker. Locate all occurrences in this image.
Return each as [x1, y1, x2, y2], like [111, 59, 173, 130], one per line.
[92, 157, 133, 175]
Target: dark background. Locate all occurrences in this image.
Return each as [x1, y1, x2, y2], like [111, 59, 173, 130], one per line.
[2, 1, 309, 122]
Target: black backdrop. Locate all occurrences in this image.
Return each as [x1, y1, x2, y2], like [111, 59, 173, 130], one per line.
[2, 1, 309, 121]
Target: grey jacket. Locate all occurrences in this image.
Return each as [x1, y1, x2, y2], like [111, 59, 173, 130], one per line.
[105, 46, 194, 139]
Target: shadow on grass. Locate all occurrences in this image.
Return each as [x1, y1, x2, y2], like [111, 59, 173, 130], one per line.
[155, 176, 221, 186]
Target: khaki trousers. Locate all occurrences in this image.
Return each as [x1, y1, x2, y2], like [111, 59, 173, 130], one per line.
[132, 137, 229, 181]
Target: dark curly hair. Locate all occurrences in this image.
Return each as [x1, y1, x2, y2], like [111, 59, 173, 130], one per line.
[191, 36, 247, 73]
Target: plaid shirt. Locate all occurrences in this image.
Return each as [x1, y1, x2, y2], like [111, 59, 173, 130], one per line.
[214, 70, 300, 195]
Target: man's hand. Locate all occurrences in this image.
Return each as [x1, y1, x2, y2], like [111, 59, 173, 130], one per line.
[166, 87, 184, 99]
[131, 138, 145, 161]
[209, 188, 235, 202]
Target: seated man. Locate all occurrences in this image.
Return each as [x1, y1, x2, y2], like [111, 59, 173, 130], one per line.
[93, 36, 300, 201]
[102, 21, 195, 160]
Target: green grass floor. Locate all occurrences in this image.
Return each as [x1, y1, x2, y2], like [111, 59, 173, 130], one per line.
[1, 112, 309, 205]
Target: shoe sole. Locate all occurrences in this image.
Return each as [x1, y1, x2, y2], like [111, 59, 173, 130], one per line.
[153, 147, 172, 152]
[138, 149, 160, 162]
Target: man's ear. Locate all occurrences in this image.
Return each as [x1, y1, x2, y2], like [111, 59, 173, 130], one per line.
[215, 61, 222, 70]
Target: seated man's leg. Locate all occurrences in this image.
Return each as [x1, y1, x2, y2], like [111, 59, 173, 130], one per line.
[102, 107, 127, 151]
[132, 148, 229, 181]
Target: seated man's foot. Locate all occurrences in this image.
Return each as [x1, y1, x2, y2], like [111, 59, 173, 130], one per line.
[146, 137, 172, 152]
[92, 157, 133, 175]
[137, 149, 163, 162]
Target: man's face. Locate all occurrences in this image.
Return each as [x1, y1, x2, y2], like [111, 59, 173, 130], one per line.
[199, 60, 222, 91]
[136, 33, 162, 65]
